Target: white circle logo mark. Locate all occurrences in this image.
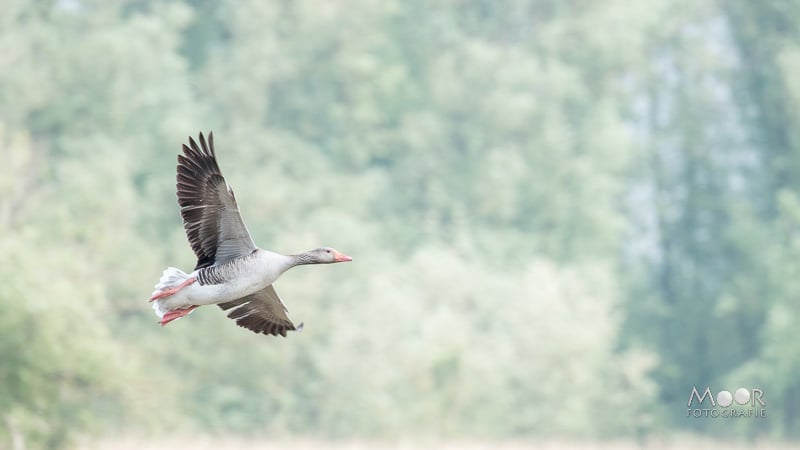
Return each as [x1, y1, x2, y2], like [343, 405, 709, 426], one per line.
[716, 390, 733, 407]
[735, 388, 751, 405]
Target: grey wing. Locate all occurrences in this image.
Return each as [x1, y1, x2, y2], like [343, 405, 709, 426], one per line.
[218, 285, 301, 337]
[176, 132, 257, 270]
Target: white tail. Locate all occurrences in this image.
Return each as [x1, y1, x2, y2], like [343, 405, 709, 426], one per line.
[151, 267, 190, 318]
[153, 266, 189, 293]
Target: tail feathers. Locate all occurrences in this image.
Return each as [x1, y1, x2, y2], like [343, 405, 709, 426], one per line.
[151, 267, 190, 319]
[152, 298, 167, 319]
[153, 267, 189, 294]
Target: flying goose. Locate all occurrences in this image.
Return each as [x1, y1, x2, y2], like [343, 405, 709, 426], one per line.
[150, 132, 352, 337]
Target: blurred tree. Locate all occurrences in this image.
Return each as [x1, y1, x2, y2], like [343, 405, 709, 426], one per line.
[0, 1, 201, 447]
[618, 0, 800, 438]
[721, 0, 800, 437]
[0, 127, 129, 449]
[620, 0, 756, 428]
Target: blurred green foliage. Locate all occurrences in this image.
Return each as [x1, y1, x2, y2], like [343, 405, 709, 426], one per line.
[0, 0, 798, 448]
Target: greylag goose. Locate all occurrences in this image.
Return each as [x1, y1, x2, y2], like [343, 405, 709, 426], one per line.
[150, 132, 352, 337]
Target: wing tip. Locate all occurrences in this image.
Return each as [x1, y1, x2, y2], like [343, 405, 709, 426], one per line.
[185, 131, 215, 156]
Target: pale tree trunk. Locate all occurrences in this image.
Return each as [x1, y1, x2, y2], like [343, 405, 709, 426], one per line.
[3, 415, 25, 450]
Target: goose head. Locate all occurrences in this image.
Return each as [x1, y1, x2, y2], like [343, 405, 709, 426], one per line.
[293, 247, 352, 265]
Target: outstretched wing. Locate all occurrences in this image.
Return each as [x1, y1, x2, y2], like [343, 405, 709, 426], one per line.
[218, 285, 300, 337]
[177, 132, 257, 270]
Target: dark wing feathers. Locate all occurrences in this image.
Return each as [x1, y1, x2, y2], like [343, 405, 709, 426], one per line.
[218, 285, 298, 337]
[177, 132, 257, 270]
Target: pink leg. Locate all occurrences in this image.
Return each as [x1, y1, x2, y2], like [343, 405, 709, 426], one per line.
[150, 276, 197, 302]
[160, 305, 199, 326]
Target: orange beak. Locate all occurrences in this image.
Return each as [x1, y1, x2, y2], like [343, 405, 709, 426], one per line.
[333, 251, 353, 262]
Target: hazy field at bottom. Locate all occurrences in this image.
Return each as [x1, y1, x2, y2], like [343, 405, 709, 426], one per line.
[78, 436, 798, 450]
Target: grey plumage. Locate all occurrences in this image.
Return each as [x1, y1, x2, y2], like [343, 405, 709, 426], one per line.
[196, 250, 260, 286]
[218, 285, 299, 337]
[177, 132, 256, 270]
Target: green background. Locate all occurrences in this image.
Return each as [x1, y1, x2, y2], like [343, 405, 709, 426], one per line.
[1, 0, 797, 447]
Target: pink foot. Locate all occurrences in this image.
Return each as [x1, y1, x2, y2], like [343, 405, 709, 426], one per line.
[150, 276, 197, 302]
[160, 305, 199, 326]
